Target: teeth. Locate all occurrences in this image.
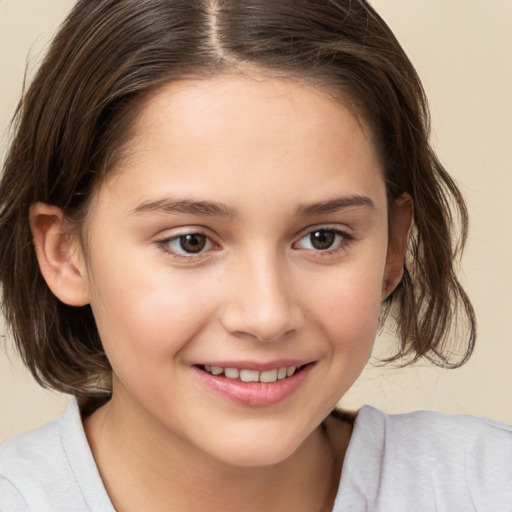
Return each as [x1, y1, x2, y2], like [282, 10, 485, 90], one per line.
[203, 364, 301, 382]
[259, 369, 278, 383]
[224, 368, 240, 379]
[240, 369, 260, 382]
[277, 367, 288, 380]
[210, 366, 223, 375]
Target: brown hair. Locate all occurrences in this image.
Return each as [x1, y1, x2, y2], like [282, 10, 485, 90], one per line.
[0, 0, 475, 396]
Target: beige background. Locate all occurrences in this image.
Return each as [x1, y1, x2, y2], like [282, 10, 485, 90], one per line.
[1, 0, 511, 442]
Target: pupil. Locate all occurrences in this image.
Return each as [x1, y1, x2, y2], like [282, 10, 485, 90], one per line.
[311, 230, 335, 250]
[180, 234, 206, 253]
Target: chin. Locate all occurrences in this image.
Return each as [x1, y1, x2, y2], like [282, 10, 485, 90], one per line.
[199, 422, 316, 469]
[218, 444, 300, 469]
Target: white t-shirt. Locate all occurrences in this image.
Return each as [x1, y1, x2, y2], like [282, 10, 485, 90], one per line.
[1, 400, 511, 511]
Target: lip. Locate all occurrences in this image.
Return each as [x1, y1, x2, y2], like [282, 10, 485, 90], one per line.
[194, 359, 310, 372]
[193, 362, 315, 407]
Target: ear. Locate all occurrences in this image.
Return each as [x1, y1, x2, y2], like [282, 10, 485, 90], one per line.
[29, 202, 90, 306]
[382, 193, 413, 299]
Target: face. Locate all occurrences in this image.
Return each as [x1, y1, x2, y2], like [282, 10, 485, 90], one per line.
[78, 75, 403, 467]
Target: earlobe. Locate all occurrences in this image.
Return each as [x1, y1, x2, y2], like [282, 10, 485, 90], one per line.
[30, 202, 90, 306]
[382, 193, 414, 299]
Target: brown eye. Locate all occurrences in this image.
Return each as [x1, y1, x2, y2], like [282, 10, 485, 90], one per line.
[295, 228, 348, 253]
[309, 230, 336, 250]
[159, 231, 217, 259]
[178, 234, 207, 253]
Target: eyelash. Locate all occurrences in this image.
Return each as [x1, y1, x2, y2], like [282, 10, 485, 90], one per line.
[156, 226, 352, 260]
[157, 231, 218, 260]
[293, 227, 352, 257]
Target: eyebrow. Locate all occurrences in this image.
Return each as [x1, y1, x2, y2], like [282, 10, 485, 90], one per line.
[132, 194, 374, 218]
[296, 195, 375, 216]
[132, 198, 237, 218]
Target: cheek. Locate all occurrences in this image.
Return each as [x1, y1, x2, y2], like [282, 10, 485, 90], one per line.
[86, 252, 219, 368]
[306, 256, 386, 353]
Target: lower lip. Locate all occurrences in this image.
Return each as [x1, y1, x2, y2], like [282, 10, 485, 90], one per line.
[193, 364, 314, 407]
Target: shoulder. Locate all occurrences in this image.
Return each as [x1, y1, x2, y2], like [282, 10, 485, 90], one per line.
[1, 405, 67, 467]
[334, 406, 512, 511]
[359, 404, 512, 456]
[0, 399, 112, 512]
[0, 406, 67, 511]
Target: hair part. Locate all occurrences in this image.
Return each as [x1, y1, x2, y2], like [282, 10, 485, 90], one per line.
[0, 0, 475, 396]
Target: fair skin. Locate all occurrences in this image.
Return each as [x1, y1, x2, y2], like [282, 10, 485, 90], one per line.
[31, 75, 412, 512]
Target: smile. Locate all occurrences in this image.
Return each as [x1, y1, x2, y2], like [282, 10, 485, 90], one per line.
[195, 363, 314, 407]
[201, 365, 302, 383]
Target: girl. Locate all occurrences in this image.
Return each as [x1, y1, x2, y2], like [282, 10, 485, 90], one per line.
[0, 1, 511, 511]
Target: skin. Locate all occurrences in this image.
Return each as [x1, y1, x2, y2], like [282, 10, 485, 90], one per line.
[31, 75, 412, 512]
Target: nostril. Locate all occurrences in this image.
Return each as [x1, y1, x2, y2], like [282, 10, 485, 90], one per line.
[218, 263, 305, 341]
[220, 302, 303, 342]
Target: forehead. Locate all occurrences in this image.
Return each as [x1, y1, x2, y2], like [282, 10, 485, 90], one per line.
[131, 74, 376, 158]
[95, 74, 386, 216]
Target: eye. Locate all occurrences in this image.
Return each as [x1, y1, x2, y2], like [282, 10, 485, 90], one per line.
[295, 228, 347, 251]
[160, 233, 215, 256]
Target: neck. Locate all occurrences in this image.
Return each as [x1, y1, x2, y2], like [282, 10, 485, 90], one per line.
[83, 393, 350, 512]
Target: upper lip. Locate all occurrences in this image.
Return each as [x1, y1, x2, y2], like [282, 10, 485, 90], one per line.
[194, 360, 314, 371]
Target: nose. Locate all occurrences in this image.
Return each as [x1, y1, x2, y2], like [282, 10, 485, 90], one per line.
[220, 251, 304, 342]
